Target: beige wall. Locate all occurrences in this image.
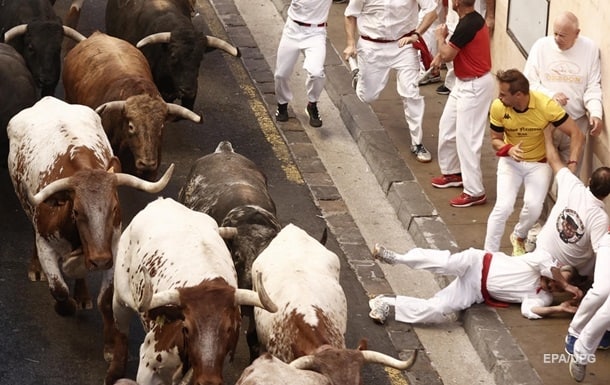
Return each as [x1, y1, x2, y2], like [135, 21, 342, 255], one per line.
[491, 0, 610, 172]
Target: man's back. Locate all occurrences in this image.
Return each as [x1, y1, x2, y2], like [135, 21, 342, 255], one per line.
[536, 168, 609, 276]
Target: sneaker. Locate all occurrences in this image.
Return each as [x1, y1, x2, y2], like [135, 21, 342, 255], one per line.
[436, 84, 451, 95]
[410, 144, 432, 163]
[565, 333, 577, 355]
[598, 330, 610, 350]
[368, 295, 390, 325]
[569, 355, 586, 382]
[276, 103, 288, 122]
[371, 243, 398, 264]
[306, 102, 322, 127]
[431, 174, 463, 188]
[449, 192, 486, 208]
[510, 233, 526, 256]
[418, 72, 442, 86]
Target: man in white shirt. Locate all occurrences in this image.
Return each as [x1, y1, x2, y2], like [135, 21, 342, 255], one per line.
[274, 0, 333, 128]
[367, 243, 581, 325]
[523, 11, 603, 179]
[343, 0, 437, 163]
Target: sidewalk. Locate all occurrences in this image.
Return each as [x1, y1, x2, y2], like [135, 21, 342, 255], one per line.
[209, 0, 610, 384]
[321, 3, 610, 385]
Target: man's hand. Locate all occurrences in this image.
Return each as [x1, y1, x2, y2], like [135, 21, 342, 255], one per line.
[590, 116, 603, 136]
[558, 300, 579, 314]
[509, 141, 524, 161]
[552, 92, 569, 106]
[564, 284, 584, 301]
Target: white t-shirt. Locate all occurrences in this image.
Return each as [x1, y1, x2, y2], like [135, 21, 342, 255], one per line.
[287, 0, 332, 25]
[536, 168, 609, 276]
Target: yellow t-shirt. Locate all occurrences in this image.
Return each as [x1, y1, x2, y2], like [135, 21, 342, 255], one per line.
[490, 91, 568, 162]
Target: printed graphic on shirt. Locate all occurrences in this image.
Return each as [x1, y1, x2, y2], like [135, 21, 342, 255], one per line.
[556, 208, 584, 244]
[544, 61, 583, 85]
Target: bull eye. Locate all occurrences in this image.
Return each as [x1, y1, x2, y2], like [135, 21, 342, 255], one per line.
[128, 122, 136, 136]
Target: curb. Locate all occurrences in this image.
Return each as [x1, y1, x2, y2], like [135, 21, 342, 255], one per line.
[208, 0, 542, 384]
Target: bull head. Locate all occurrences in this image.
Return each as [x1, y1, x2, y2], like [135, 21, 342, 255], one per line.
[136, 32, 241, 57]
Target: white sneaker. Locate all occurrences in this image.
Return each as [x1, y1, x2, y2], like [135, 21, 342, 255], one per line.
[368, 295, 390, 324]
[411, 144, 432, 163]
[372, 243, 397, 264]
[569, 355, 586, 382]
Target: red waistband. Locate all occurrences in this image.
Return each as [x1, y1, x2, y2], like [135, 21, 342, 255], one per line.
[481, 253, 509, 308]
[360, 32, 411, 43]
[292, 18, 327, 27]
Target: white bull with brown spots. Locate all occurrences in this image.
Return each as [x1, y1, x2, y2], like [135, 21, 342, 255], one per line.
[7, 96, 174, 361]
[108, 197, 277, 385]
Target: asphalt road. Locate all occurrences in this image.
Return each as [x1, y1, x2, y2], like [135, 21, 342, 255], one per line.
[0, 1, 404, 384]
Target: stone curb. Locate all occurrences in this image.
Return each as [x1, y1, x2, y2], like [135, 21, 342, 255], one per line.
[207, 0, 542, 384]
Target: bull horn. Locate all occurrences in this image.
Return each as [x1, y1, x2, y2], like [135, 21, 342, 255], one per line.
[136, 32, 171, 48]
[62, 25, 86, 42]
[204, 35, 241, 57]
[4, 24, 28, 43]
[29, 177, 74, 205]
[235, 272, 278, 313]
[167, 103, 202, 123]
[361, 349, 417, 370]
[114, 163, 175, 193]
[218, 226, 237, 239]
[289, 355, 316, 369]
[95, 101, 126, 115]
[136, 268, 155, 313]
[177, 368, 193, 385]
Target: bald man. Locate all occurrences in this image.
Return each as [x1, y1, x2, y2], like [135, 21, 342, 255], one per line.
[523, 12, 603, 180]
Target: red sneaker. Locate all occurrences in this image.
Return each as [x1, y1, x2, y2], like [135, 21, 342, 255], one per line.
[449, 192, 486, 208]
[431, 174, 463, 188]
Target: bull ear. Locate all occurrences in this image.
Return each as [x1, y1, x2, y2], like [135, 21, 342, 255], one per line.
[107, 156, 122, 173]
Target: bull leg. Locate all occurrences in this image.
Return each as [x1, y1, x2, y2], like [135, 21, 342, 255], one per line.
[243, 306, 260, 363]
[35, 235, 77, 316]
[27, 247, 47, 281]
[106, 293, 133, 385]
[98, 271, 117, 362]
[73, 278, 93, 310]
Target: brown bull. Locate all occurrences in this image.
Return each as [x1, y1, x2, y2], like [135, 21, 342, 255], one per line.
[62, 31, 201, 180]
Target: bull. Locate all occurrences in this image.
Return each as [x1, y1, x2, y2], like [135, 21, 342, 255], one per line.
[179, 140, 281, 362]
[7, 96, 175, 359]
[0, 0, 85, 96]
[248, 224, 416, 383]
[62, 31, 201, 180]
[109, 197, 277, 385]
[105, 0, 241, 110]
[235, 343, 416, 385]
[0, 43, 37, 164]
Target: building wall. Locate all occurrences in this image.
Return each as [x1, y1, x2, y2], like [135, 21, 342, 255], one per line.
[491, 0, 610, 172]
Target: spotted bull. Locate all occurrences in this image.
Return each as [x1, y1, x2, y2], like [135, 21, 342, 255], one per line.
[105, 0, 241, 110]
[108, 197, 277, 385]
[7, 96, 174, 359]
[179, 140, 281, 361]
[62, 31, 201, 180]
[0, 0, 85, 96]
[252, 224, 347, 362]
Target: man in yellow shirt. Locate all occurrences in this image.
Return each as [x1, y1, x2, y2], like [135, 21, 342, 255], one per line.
[484, 69, 584, 255]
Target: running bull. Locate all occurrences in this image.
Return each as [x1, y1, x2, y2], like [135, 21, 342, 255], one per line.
[62, 31, 201, 180]
[105, 0, 241, 110]
[0, 0, 85, 97]
[108, 197, 277, 385]
[7, 96, 174, 356]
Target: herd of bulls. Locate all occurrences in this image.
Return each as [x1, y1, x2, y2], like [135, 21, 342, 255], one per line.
[0, 0, 416, 384]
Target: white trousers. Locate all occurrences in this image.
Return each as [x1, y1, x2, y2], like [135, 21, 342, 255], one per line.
[484, 157, 552, 251]
[356, 39, 425, 146]
[392, 248, 484, 324]
[274, 21, 327, 104]
[437, 73, 494, 197]
[570, 244, 610, 360]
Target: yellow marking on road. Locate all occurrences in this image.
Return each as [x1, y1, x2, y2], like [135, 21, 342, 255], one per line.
[197, 0, 303, 185]
[385, 367, 411, 385]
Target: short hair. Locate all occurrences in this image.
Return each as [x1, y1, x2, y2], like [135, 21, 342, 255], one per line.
[461, 0, 476, 6]
[495, 69, 530, 94]
[589, 167, 610, 199]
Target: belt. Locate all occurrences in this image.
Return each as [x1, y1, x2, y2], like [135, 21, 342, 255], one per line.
[458, 72, 490, 81]
[292, 18, 327, 27]
[481, 253, 509, 308]
[360, 33, 411, 43]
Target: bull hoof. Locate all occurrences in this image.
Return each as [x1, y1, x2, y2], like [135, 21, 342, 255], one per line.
[54, 298, 78, 317]
[77, 298, 93, 310]
[28, 270, 47, 282]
